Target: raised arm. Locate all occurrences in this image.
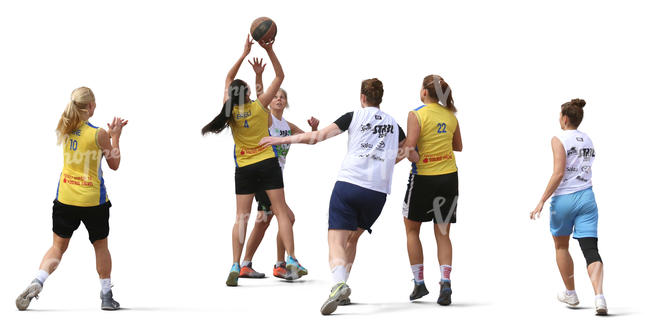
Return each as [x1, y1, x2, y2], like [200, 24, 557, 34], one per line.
[260, 123, 341, 147]
[248, 57, 266, 98]
[530, 137, 566, 219]
[256, 41, 284, 108]
[97, 117, 128, 171]
[223, 36, 253, 104]
[288, 117, 320, 135]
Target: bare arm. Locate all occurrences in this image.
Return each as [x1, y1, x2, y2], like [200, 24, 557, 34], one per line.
[257, 41, 284, 108]
[530, 137, 566, 219]
[248, 57, 266, 98]
[402, 111, 421, 163]
[395, 138, 407, 164]
[288, 117, 319, 135]
[223, 36, 253, 104]
[260, 123, 341, 147]
[453, 122, 463, 152]
[97, 117, 128, 171]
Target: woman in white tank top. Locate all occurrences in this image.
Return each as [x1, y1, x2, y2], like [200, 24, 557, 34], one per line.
[238, 57, 320, 280]
[530, 99, 608, 315]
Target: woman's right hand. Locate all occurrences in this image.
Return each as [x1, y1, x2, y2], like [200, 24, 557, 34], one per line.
[248, 57, 266, 75]
[107, 117, 128, 139]
[243, 35, 254, 56]
[258, 38, 275, 52]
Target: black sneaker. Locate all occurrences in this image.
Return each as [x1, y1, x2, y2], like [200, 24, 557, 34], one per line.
[437, 280, 452, 306]
[410, 281, 429, 301]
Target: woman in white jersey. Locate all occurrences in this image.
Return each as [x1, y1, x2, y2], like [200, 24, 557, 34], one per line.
[239, 57, 319, 279]
[16, 87, 127, 311]
[260, 78, 406, 315]
[530, 99, 607, 316]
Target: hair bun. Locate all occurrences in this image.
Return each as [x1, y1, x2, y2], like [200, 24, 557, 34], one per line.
[571, 98, 586, 108]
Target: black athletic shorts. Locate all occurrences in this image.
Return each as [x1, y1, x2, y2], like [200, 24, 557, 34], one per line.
[255, 190, 272, 212]
[235, 157, 284, 195]
[403, 172, 458, 223]
[52, 200, 112, 243]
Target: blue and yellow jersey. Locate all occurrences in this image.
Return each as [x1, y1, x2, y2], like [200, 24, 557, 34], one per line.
[411, 103, 458, 175]
[55, 121, 108, 206]
[231, 100, 277, 167]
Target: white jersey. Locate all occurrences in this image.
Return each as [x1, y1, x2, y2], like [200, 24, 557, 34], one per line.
[337, 107, 401, 194]
[553, 129, 595, 196]
[269, 114, 291, 170]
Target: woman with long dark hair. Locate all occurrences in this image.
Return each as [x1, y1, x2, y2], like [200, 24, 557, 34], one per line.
[202, 36, 303, 286]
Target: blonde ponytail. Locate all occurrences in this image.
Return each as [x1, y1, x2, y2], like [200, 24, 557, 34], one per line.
[56, 87, 95, 145]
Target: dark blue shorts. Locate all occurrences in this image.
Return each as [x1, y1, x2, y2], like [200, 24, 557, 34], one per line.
[328, 181, 387, 233]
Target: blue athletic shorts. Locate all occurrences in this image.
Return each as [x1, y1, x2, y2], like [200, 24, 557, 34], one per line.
[549, 187, 598, 238]
[328, 181, 387, 233]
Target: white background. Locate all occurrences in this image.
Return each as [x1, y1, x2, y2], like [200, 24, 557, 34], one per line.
[0, 0, 648, 324]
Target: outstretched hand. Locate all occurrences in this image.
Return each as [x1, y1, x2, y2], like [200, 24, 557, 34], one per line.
[260, 136, 282, 147]
[243, 35, 254, 56]
[248, 57, 266, 75]
[258, 38, 275, 51]
[107, 117, 128, 139]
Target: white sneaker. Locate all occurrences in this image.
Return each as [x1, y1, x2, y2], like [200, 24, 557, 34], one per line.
[557, 290, 579, 307]
[16, 280, 43, 311]
[595, 296, 608, 315]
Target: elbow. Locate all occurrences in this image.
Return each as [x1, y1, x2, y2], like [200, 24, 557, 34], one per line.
[109, 164, 119, 171]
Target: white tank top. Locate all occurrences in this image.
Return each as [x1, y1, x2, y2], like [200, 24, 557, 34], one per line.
[553, 129, 595, 196]
[337, 107, 400, 194]
[269, 114, 291, 170]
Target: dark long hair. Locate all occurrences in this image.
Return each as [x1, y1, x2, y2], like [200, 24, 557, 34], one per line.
[423, 75, 456, 112]
[202, 79, 250, 135]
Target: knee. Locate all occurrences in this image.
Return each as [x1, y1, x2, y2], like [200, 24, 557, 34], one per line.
[578, 237, 602, 266]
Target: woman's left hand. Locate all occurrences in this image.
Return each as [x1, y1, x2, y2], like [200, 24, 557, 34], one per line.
[307, 116, 320, 130]
[248, 57, 266, 75]
[530, 201, 544, 220]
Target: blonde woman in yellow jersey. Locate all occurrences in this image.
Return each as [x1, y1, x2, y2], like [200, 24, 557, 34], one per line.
[202, 36, 303, 286]
[16, 87, 127, 311]
[402, 75, 463, 306]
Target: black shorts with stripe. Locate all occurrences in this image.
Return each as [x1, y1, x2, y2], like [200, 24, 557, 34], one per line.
[402, 172, 458, 223]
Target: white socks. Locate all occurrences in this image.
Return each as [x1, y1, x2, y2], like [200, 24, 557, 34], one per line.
[100, 278, 112, 294]
[275, 261, 284, 268]
[331, 265, 346, 284]
[566, 290, 577, 296]
[35, 270, 49, 285]
[440, 265, 452, 281]
[411, 264, 424, 284]
[242, 260, 252, 268]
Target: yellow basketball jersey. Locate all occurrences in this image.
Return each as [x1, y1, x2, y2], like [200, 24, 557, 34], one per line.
[411, 103, 458, 175]
[231, 100, 277, 167]
[55, 121, 108, 206]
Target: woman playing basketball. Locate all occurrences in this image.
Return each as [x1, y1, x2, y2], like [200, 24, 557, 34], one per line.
[16, 87, 127, 311]
[238, 57, 319, 280]
[202, 36, 304, 286]
[260, 78, 406, 315]
[401, 75, 462, 306]
[530, 99, 607, 315]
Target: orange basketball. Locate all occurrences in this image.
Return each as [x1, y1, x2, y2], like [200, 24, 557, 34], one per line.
[250, 17, 277, 43]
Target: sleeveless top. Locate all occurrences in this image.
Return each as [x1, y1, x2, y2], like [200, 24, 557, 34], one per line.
[410, 103, 458, 176]
[269, 114, 292, 170]
[553, 129, 595, 196]
[55, 121, 108, 206]
[231, 100, 277, 167]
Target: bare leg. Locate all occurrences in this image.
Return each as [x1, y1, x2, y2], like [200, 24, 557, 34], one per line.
[232, 194, 254, 264]
[553, 236, 575, 291]
[266, 189, 295, 257]
[344, 229, 364, 275]
[243, 211, 273, 262]
[92, 238, 112, 279]
[39, 233, 70, 274]
[275, 206, 294, 261]
[434, 223, 452, 267]
[587, 262, 604, 295]
[404, 218, 423, 265]
[328, 229, 353, 270]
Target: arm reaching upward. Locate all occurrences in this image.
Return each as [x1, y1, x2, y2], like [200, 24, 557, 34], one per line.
[256, 40, 285, 108]
[223, 35, 253, 104]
